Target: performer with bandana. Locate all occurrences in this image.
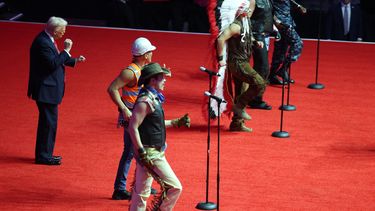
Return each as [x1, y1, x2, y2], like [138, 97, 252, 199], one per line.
[128, 62, 190, 210]
[216, 0, 266, 132]
[269, 0, 306, 84]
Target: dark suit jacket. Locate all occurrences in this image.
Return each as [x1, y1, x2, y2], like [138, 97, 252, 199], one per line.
[326, 3, 362, 41]
[27, 31, 76, 104]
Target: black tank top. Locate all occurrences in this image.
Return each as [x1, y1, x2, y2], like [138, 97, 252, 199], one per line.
[137, 89, 166, 147]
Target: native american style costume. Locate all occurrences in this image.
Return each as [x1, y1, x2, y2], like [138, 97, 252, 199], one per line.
[206, 0, 254, 118]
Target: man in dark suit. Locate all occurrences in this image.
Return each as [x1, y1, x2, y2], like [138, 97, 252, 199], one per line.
[326, 0, 362, 41]
[27, 16, 86, 165]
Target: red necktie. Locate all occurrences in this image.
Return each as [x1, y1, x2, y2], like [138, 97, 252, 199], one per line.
[53, 41, 60, 53]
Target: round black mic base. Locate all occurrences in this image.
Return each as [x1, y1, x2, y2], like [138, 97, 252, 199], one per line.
[279, 104, 296, 111]
[196, 202, 217, 210]
[272, 131, 290, 138]
[308, 83, 325, 89]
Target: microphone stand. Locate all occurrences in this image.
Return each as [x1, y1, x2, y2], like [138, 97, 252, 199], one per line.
[216, 98, 222, 211]
[308, 0, 325, 89]
[279, 62, 296, 111]
[196, 71, 217, 210]
[273, 73, 290, 138]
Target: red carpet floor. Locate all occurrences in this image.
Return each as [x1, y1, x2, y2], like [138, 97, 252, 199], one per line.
[1, 21, 375, 210]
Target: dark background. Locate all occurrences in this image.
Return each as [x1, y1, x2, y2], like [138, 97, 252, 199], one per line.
[2, 0, 375, 41]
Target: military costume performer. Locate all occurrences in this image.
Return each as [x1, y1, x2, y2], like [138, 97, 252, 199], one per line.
[269, 0, 306, 85]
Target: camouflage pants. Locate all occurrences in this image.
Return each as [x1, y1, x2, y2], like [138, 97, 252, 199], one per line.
[270, 27, 303, 73]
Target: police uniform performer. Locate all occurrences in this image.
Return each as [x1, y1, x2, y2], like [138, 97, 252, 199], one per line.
[248, 0, 275, 110]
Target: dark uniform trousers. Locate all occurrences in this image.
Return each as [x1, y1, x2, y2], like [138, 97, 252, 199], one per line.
[251, 36, 270, 103]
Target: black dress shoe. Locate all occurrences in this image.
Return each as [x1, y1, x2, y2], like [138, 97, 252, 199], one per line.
[268, 75, 284, 85]
[112, 189, 131, 200]
[53, 155, 62, 160]
[249, 102, 272, 110]
[276, 69, 295, 84]
[35, 159, 61, 165]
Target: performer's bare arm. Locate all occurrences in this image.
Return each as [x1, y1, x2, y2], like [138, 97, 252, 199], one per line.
[107, 69, 135, 120]
[216, 23, 241, 66]
[128, 101, 150, 153]
[249, 0, 256, 17]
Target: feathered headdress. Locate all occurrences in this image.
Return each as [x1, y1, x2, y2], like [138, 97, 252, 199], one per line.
[204, 0, 251, 119]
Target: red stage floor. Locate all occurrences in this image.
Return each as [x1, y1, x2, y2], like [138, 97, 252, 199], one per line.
[1, 21, 375, 210]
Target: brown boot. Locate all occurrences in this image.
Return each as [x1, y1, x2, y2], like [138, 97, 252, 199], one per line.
[232, 104, 251, 120]
[229, 119, 252, 132]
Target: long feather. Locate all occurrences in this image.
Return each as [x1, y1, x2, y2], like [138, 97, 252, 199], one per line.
[204, 0, 251, 119]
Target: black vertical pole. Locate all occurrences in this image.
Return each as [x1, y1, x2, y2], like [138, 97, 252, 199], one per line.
[216, 101, 221, 211]
[273, 76, 290, 138]
[308, 0, 325, 89]
[196, 74, 217, 210]
[280, 63, 296, 111]
[205, 76, 212, 202]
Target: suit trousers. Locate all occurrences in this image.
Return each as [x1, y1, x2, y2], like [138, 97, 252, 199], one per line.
[35, 101, 58, 161]
[130, 148, 182, 211]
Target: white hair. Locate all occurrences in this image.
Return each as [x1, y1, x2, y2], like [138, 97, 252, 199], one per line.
[46, 16, 68, 32]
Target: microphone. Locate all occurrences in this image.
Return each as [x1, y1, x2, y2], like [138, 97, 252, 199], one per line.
[204, 91, 227, 103]
[200, 66, 221, 77]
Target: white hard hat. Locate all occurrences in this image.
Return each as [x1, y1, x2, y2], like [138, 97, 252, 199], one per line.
[131, 37, 156, 56]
